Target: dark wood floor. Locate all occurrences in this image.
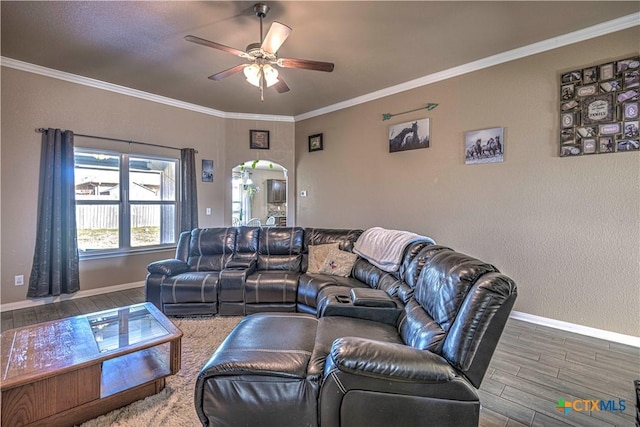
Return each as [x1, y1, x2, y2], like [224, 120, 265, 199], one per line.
[2, 288, 638, 426]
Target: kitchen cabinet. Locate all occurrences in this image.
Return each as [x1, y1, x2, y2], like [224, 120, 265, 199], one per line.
[267, 179, 286, 204]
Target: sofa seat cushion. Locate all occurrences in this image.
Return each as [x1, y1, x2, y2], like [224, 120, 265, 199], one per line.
[161, 271, 219, 304]
[297, 273, 367, 309]
[245, 271, 300, 304]
[195, 313, 319, 427]
[307, 316, 404, 379]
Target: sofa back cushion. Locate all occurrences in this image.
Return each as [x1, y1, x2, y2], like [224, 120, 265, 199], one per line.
[400, 249, 517, 387]
[399, 249, 496, 353]
[302, 228, 363, 272]
[397, 245, 452, 303]
[303, 228, 363, 252]
[257, 227, 304, 271]
[415, 251, 498, 332]
[187, 228, 236, 271]
[352, 259, 402, 297]
[231, 226, 260, 264]
[442, 272, 517, 387]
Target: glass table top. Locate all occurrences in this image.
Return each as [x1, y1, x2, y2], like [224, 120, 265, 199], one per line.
[87, 304, 169, 353]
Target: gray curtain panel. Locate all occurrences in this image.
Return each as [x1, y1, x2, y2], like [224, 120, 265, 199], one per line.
[180, 148, 199, 232]
[28, 129, 80, 297]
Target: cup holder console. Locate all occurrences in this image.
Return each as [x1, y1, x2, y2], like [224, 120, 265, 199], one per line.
[335, 295, 351, 304]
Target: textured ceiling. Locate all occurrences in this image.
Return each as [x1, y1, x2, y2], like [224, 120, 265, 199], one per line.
[2, 1, 639, 117]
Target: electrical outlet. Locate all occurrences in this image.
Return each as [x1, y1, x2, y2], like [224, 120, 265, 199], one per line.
[15, 275, 24, 286]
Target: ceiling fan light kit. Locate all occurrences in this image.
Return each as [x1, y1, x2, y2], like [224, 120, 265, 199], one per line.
[185, 2, 334, 102]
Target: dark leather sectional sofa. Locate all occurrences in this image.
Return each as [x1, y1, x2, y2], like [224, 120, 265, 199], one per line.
[144, 226, 518, 427]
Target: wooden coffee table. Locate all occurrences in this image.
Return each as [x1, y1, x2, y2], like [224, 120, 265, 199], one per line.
[1, 302, 182, 427]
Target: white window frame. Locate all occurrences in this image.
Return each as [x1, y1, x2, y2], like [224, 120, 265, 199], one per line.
[74, 148, 179, 258]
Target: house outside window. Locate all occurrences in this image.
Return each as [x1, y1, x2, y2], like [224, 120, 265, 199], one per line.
[74, 149, 178, 255]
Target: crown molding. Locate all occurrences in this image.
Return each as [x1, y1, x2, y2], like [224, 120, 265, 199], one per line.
[0, 57, 295, 123]
[295, 12, 640, 121]
[2, 12, 637, 123]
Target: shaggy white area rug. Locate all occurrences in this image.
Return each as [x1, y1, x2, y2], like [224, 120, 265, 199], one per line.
[80, 316, 241, 427]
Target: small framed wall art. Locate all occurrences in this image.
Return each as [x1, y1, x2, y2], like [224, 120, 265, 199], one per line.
[202, 159, 213, 182]
[464, 127, 504, 165]
[388, 118, 430, 153]
[308, 133, 323, 152]
[559, 55, 639, 156]
[250, 130, 270, 149]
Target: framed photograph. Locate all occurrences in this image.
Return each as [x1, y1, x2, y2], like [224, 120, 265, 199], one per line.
[599, 63, 615, 80]
[561, 70, 581, 83]
[202, 159, 213, 182]
[561, 84, 575, 100]
[599, 136, 615, 153]
[582, 67, 597, 84]
[581, 94, 614, 125]
[616, 57, 640, 74]
[617, 139, 640, 151]
[464, 127, 504, 165]
[250, 129, 270, 149]
[308, 133, 323, 152]
[560, 145, 581, 157]
[576, 84, 598, 97]
[617, 89, 639, 103]
[599, 79, 622, 93]
[560, 56, 640, 158]
[582, 138, 597, 154]
[389, 118, 430, 153]
[599, 123, 621, 136]
[561, 100, 579, 111]
[623, 102, 639, 119]
[575, 126, 597, 139]
[561, 112, 575, 128]
[624, 70, 639, 88]
[561, 128, 575, 145]
[623, 121, 639, 139]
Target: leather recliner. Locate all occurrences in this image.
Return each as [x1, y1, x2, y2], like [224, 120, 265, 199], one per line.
[145, 228, 237, 316]
[194, 245, 518, 426]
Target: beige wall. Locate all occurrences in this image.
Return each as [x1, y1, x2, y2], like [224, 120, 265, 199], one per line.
[224, 118, 295, 225]
[295, 28, 640, 336]
[0, 67, 231, 304]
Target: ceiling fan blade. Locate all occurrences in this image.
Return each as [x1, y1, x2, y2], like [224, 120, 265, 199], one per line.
[261, 22, 292, 54]
[208, 64, 248, 81]
[278, 58, 334, 73]
[273, 77, 290, 94]
[185, 35, 250, 58]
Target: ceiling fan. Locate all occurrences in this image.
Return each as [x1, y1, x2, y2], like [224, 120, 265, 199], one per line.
[185, 3, 335, 101]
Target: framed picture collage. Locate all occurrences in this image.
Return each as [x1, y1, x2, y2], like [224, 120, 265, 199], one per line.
[560, 56, 639, 157]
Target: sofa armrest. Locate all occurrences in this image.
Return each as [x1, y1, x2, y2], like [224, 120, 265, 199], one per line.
[320, 337, 479, 427]
[147, 259, 190, 276]
[326, 337, 456, 382]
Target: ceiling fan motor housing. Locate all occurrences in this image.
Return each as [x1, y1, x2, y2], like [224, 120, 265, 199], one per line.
[254, 3, 269, 18]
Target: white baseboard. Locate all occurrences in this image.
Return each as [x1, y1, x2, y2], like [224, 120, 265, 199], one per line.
[510, 311, 640, 348]
[0, 281, 145, 313]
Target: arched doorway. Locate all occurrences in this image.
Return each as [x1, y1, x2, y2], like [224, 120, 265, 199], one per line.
[231, 160, 287, 227]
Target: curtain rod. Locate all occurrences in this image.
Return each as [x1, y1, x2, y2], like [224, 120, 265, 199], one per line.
[35, 128, 198, 153]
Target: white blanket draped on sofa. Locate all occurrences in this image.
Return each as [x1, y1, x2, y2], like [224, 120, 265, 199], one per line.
[353, 227, 435, 273]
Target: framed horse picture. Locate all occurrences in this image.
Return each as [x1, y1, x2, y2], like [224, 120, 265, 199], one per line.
[464, 127, 505, 165]
[388, 118, 430, 153]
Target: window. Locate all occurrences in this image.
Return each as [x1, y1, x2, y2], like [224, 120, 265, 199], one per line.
[74, 149, 178, 255]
